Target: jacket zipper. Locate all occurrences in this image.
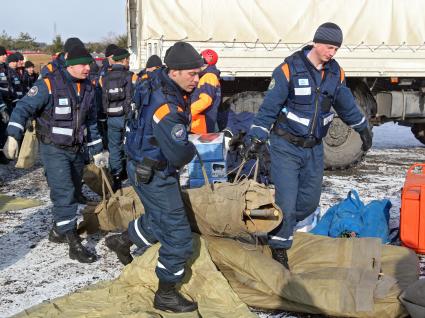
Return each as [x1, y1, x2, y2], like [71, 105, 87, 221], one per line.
[310, 86, 320, 136]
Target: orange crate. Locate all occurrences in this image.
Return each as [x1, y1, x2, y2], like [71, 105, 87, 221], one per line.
[400, 163, 425, 254]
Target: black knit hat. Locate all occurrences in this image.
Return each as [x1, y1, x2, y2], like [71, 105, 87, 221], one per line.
[7, 53, 19, 64]
[313, 22, 343, 47]
[146, 55, 162, 68]
[66, 46, 93, 66]
[112, 48, 130, 61]
[105, 44, 119, 57]
[164, 42, 204, 70]
[64, 37, 85, 53]
[0, 46, 6, 55]
[14, 52, 24, 61]
[24, 60, 34, 68]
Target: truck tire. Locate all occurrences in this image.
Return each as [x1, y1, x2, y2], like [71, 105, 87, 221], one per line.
[412, 124, 425, 144]
[323, 80, 374, 170]
[222, 91, 265, 114]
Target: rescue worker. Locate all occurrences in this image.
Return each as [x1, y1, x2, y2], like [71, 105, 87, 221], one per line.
[7, 53, 24, 107]
[96, 44, 118, 147]
[15, 52, 25, 87]
[137, 54, 163, 82]
[189, 49, 221, 134]
[23, 60, 38, 92]
[3, 45, 108, 263]
[106, 42, 203, 313]
[99, 44, 118, 78]
[99, 47, 137, 190]
[0, 46, 11, 164]
[244, 22, 373, 269]
[40, 37, 85, 77]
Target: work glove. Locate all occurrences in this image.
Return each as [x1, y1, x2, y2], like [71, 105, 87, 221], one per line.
[93, 151, 109, 168]
[228, 130, 247, 152]
[358, 127, 373, 151]
[241, 137, 265, 160]
[3, 136, 19, 159]
[0, 106, 9, 124]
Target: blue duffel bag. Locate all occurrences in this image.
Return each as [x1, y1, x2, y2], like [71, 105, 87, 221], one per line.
[311, 190, 391, 244]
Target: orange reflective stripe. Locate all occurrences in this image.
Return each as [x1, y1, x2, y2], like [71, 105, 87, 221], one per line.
[99, 76, 103, 87]
[132, 74, 138, 83]
[340, 67, 345, 83]
[76, 82, 81, 96]
[47, 63, 53, 73]
[43, 78, 52, 94]
[142, 74, 148, 80]
[198, 73, 220, 87]
[281, 63, 290, 82]
[191, 93, 213, 116]
[191, 115, 207, 134]
[153, 104, 170, 123]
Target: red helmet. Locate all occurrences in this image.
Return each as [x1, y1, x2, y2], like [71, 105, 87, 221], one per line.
[201, 49, 218, 65]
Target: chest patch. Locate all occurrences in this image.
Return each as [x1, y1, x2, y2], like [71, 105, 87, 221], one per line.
[59, 98, 69, 106]
[294, 87, 311, 96]
[298, 78, 309, 86]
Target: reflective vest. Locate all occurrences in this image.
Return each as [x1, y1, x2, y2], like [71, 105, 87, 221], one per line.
[101, 67, 133, 117]
[36, 69, 94, 147]
[0, 63, 11, 101]
[8, 68, 24, 102]
[276, 48, 344, 139]
[125, 70, 189, 176]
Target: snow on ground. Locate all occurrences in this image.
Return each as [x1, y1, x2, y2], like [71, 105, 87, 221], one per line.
[0, 122, 424, 318]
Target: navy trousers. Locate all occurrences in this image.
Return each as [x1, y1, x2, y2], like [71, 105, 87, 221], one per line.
[126, 160, 193, 283]
[268, 133, 323, 249]
[39, 142, 85, 234]
[107, 116, 125, 176]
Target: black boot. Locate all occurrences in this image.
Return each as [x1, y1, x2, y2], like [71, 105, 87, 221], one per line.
[112, 174, 122, 192]
[48, 225, 67, 243]
[154, 281, 198, 313]
[105, 231, 133, 265]
[66, 230, 97, 263]
[271, 248, 290, 270]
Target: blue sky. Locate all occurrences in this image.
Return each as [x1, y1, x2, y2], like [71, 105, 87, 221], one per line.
[2, 0, 127, 43]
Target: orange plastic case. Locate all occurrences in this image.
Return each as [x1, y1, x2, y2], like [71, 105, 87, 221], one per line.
[400, 163, 425, 254]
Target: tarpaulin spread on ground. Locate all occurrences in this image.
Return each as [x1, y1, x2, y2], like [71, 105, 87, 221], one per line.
[14, 233, 419, 318]
[0, 194, 43, 213]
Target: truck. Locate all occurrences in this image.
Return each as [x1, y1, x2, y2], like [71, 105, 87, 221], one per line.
[126, 0, 425, 169]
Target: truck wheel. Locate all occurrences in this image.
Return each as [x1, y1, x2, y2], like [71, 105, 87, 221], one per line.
[412, 124, 425, 144]
[224, 91, 264, 111]
[323, 80, 374, 170]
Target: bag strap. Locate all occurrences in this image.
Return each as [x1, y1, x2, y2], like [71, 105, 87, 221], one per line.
[194, 148, 214, 192]
[348, 189, 363, 208]
[101, 168, 117, 198]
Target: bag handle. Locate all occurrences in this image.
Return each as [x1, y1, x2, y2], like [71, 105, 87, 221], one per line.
[407, 163, 425, 176]
[233, 157, 259, 183]
[348, 189, 363, 208]
[194, 148, 214, 192]
[100, 168, 117, 198]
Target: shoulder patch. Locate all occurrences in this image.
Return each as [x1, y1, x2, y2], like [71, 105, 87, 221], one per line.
[27, 86, 38, 97]
[268, 78, 275, 90]
[171, 124, 187, 141]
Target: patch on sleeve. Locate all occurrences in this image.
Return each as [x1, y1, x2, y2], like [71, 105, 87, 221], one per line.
[268, 78, 275, 90]
[27, 86, 38, 97]
[171, 124, 187, 141]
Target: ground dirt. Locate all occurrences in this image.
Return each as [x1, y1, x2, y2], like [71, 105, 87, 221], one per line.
[0, 122, 424, 318]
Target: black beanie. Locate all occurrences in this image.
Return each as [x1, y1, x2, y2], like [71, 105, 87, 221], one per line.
[14, 52, 24, 61]
[112, 48, 130, 61]
[64, 37, 85, 53]
[313, 22, 343, 47]
[7, 53, 19, 64]
[105, 44, 119, 57]
[66, 46, 92, 66]
[0, 46, 6, 55]
[164, 42, 204, 70]
[146, 55, 162, 68]
[24, 60, 34, 68]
